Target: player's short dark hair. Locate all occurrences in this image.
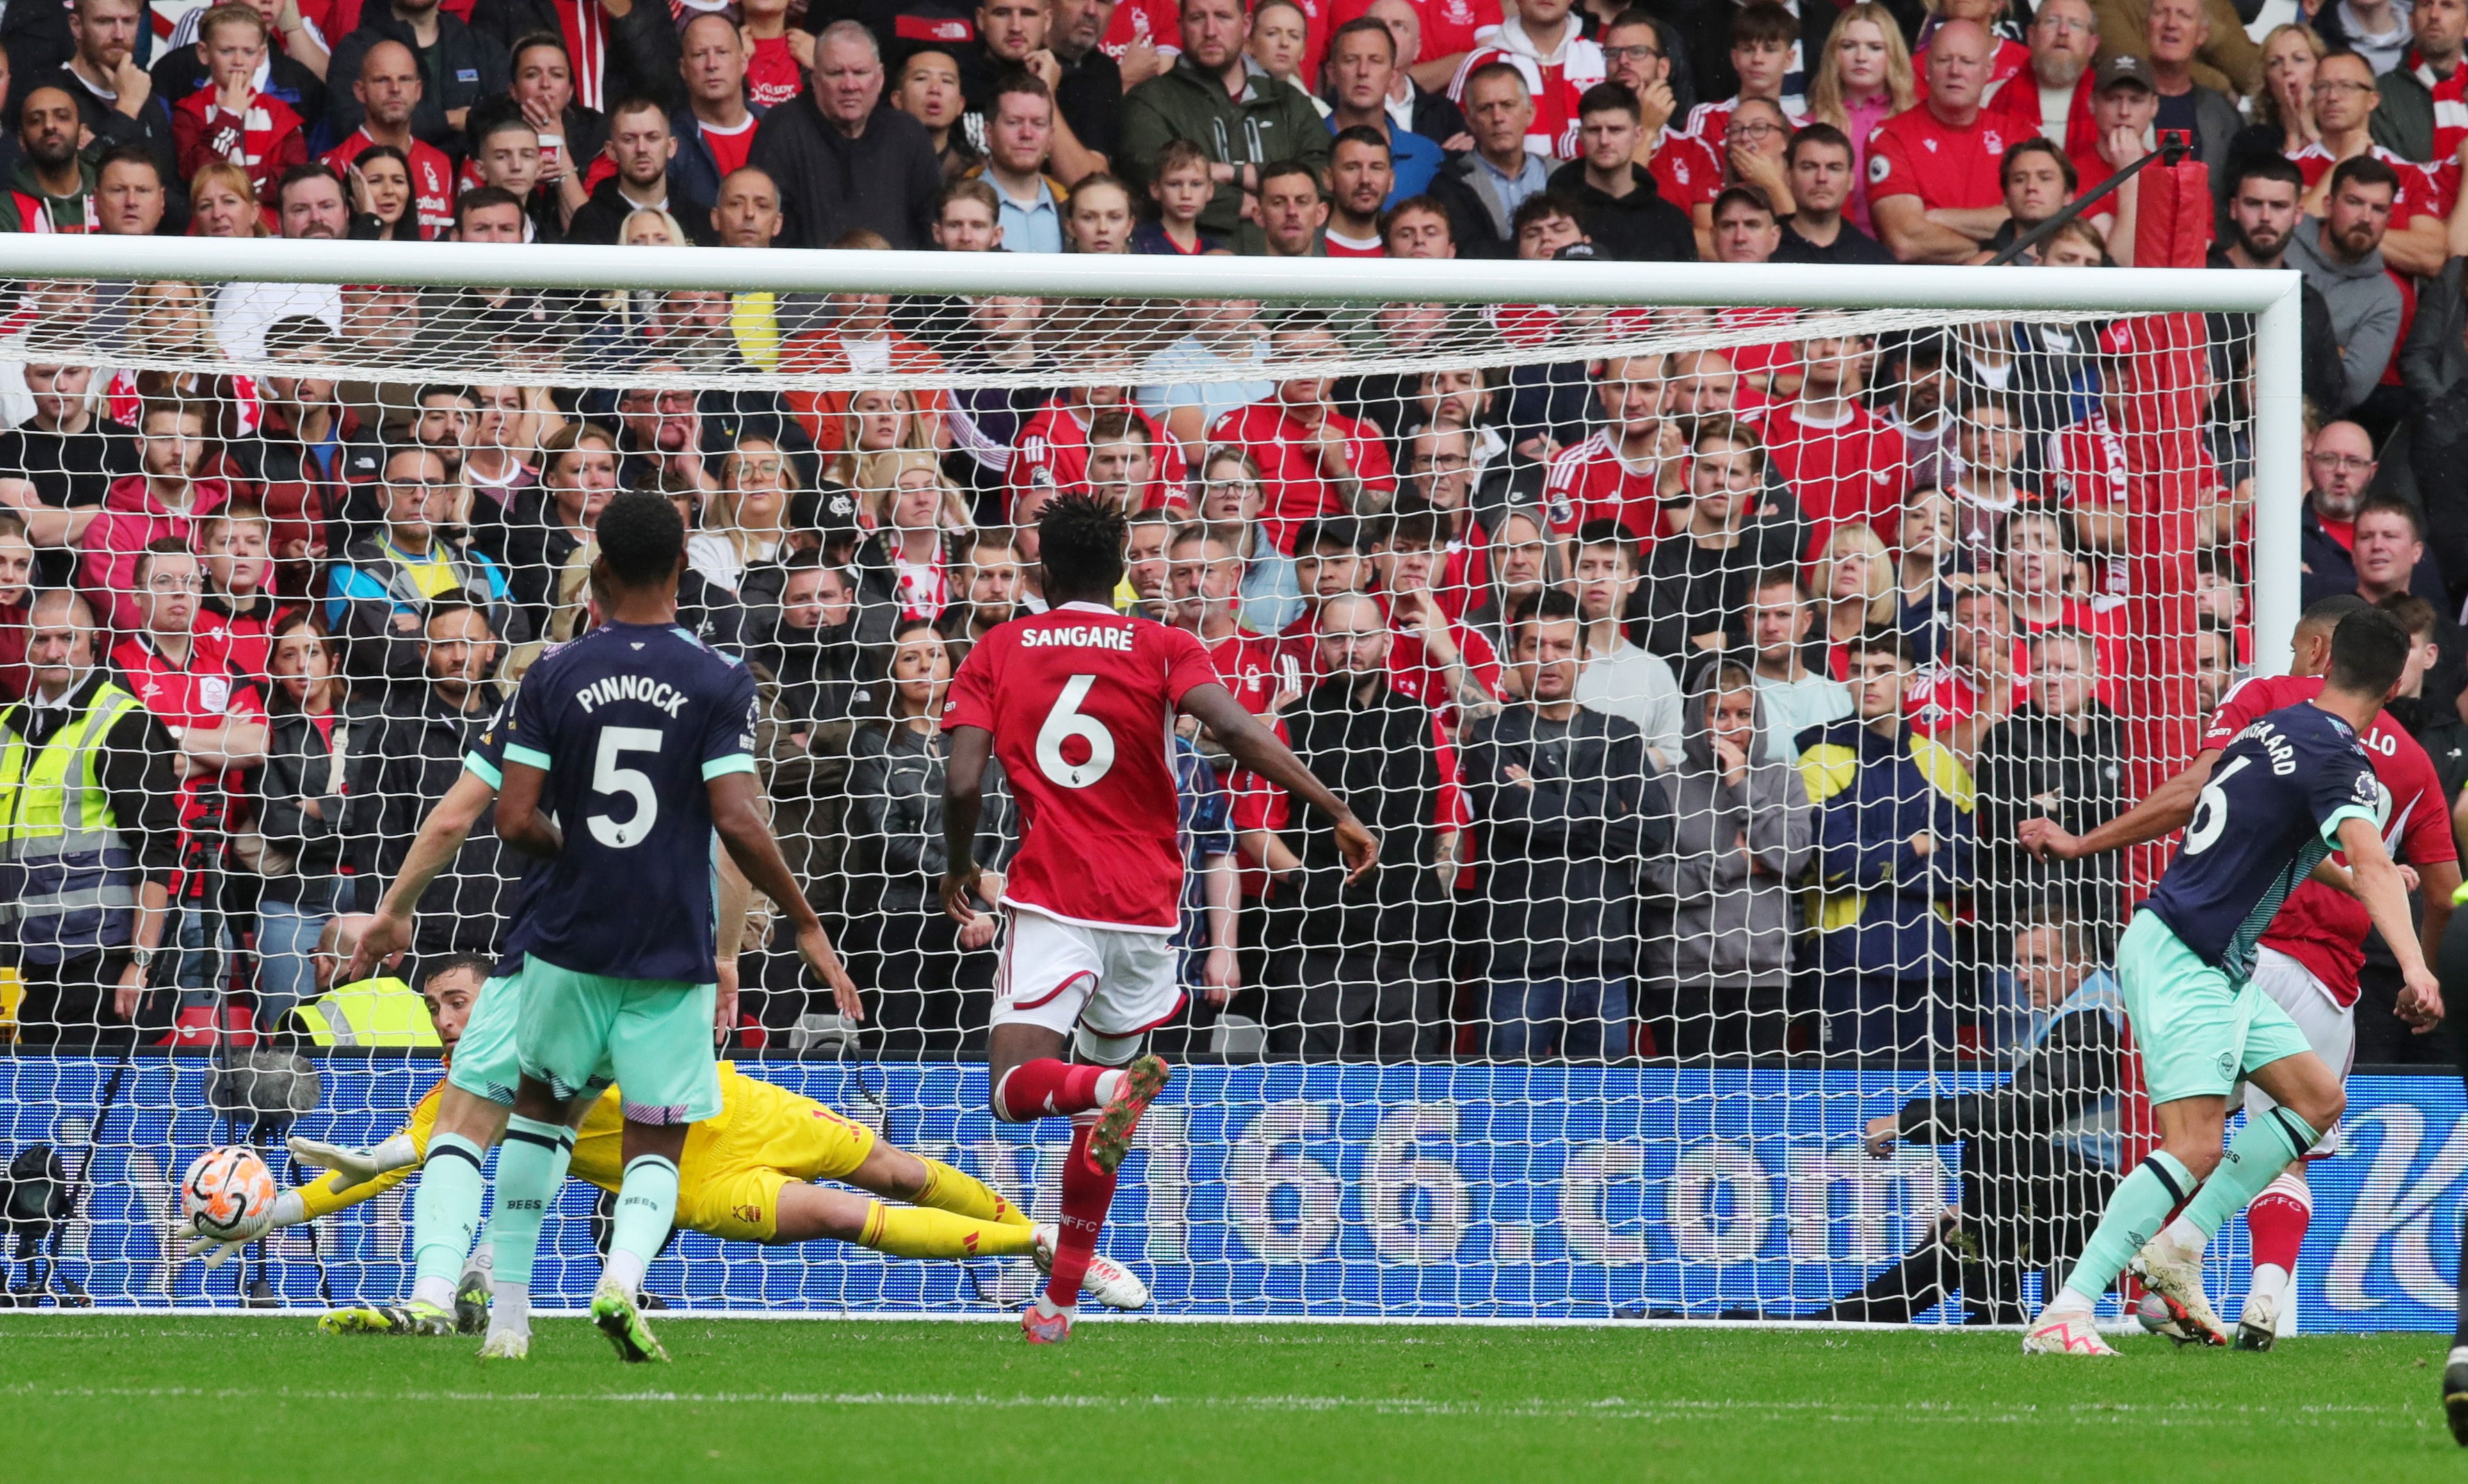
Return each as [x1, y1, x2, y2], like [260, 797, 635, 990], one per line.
[418, 953, 497, 994]
[1038, 491, 1127, 597]
[94, 143, 163, 184]
[455, 184, 524, 230]
[1711, 184, 1777, 223]
[1846, 624, 1912, 667]
[264, 314, 333, 358]
[2327, 606, 2412, 695]
[2378, 590, 2438, 639]
[1752, 565, 1808, 602]
[2229, 153, 2305, 197]
[2299, 592, 2373, 637]
[597, 489, 686, 587]
[275, 160, 344, 205]
[1296, 515, 1366, 555]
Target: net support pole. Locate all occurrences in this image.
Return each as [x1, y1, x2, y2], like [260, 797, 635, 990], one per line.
[2250, 280, 2306, 677]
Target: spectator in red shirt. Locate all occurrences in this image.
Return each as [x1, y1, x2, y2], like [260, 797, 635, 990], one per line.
[1171, 524, 1294, 716]
[2296, 50, 2455, 277]
[109, 540, 268, 1006]
[1999, 507, 2123, 698]
[170, 5, 308, 218]
[321, 40, 455, 239]
[1010, 376, 1186, 515]
[1904, 582, 2018, 760]
[1081, 405, 1184, 513]
[196, 502, 282, 683]
[1992, 0, 2097, 154]
[79, 399, 231, 638]
[1544, 351, 1681, 544]
[1869, 19, 2012, 263]
[1948, 389, 2031, 556]
[1207, 319, 1396, 552]
[1373, 502, 1503, 729]
[1758, 319, 1910, 556]
[0, 513, 31, 700]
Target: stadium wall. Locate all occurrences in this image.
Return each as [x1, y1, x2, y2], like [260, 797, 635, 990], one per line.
[2, 1058, 2456, 1329]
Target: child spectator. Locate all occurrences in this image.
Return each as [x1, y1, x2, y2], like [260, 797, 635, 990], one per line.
[171, 4, 308, 225]
[1135, 138, 1220, 253]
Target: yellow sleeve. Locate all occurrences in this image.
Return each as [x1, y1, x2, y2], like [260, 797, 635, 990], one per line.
[294, 1079, 445, 1221]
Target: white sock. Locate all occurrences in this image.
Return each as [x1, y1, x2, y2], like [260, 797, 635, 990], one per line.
[2162, 1216, 2207, 1255]
[463, 1243, 495, 1280]
[2449, 1345, 2468, 1369]
[1093, 1069, 1125, 1105]
[2040, 1289, 2095, 1320]
[2249, 1263, 2291, 1305]
[1031, 1294, 1076, 1319]
[410, 1275, 455, 1312]
[487, 1280, 531, 1337]
[604, 1248, 647, 1299]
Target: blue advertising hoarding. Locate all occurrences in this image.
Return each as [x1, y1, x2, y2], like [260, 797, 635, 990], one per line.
[0, 1058, 2458, 1328]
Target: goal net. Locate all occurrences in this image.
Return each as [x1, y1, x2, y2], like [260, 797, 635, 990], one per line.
[0, 241, 2299, 1323]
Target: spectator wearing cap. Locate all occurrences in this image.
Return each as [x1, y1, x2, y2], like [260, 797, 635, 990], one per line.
[1324, 18, 1444, 200]
[1428, 61, 1551, 257]
[1707, 182, 1780, 263]
[1774, 122, 1894, 264]
[2070, 51, 2153, 235]
[750, 21, 940, 248]
[1868, 20, 2014, 263]
[1549, 81, 1695, 261]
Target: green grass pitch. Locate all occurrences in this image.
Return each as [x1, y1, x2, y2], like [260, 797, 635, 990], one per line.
[6, 1316, 2465, 1482]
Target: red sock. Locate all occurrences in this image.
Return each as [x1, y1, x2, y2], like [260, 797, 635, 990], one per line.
[995, 1059, 1106, 1122]
[2246, 1179, 2312, 1276]
[1044, 1116, 1118, 1309]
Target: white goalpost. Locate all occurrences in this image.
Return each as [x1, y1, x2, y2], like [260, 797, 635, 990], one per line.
[0, 241, 2305, 1324]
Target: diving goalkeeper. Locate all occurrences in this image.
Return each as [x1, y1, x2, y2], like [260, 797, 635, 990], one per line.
[180, 949, 1147, 1314]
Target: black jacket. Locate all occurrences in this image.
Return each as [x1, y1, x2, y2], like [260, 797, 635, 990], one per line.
[672, 102, 768, 213]
[469, 484, 580, 643]
[1547, 159, 1695, 264]
[1775, 218, 1895, 265]
[1635, 499, 1805, 662]
[1271, 672, 1449, 950]
[1894, 992, 2122, 1165]
[340, 686, 515, 955]
[565, 172, 720, 245]
[843, 720, 1011, 917]
[1971, 700, 2127, 944]
[469, 0, 680, 112]
[253, 701, 356, 905]
[324, 10, 511, 151]
[1425, 148, 1530, 259]
[748, 95, 941, 249]
[1461, 704, 1666, 978]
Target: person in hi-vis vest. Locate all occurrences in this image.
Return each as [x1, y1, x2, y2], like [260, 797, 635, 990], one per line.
[0, 592, 184, 1047]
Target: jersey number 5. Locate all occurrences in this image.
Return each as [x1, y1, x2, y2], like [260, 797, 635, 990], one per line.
[2181, 755, 2250, 856]
[588, 725, 663, 848]
[1035, 675, 1115, 789]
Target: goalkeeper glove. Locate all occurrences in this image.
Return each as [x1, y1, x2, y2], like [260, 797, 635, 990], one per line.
[287, 1133, 419, 1186]
[175, 1190, 305, 1269]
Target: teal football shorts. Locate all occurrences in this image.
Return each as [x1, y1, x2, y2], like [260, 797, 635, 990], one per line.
[2115, 910, 2314, 1106]
[513, 955, 720, 1125]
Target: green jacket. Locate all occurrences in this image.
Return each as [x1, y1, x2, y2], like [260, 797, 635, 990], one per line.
[1120, 52, 1329, 253]
[0, 156, 97, 234]
[2371, 61, 2446, 166]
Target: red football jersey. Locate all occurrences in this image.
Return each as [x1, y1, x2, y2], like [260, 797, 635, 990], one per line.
[942, 603, 1223, 931]
[112, 629, 267, 837]
[746, 36, 803, 108]
[323, 129, 455, 239]
[1542, 429, 1666, 543]
[1752, 398, 1909, 554]
[1101, 0, 1182, 58]
[1330, 0, 1501, 61]
[1647, 128, 1723, 215]
[2199, 673, 2456, 1002]
[700, 113, 758, 177]
[1204, 629, 1296, 714]
[1864, 103, 2012, 213]
[2289, 142, 2445, 220]
[1207, 401, 1396, 553]
[1007, 398, 1188, 517]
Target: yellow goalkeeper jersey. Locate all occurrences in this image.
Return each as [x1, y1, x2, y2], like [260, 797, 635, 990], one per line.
[296, 1063, 876, 1245]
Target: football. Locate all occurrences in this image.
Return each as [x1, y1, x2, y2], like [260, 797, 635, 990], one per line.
[179, 1147, 277, 1243]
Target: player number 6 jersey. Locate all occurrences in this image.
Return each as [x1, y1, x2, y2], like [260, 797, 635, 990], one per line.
[940, 602, 1222, 933]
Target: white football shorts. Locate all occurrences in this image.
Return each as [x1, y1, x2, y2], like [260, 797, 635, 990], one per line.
[990, 904, 1184, 1040]
[2241, 945, 2355, 1156]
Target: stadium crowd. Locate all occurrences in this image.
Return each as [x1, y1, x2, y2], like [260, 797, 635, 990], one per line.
[0, 0, 2462, 1071]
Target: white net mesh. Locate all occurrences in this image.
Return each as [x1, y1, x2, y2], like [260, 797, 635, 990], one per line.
[0, 261, 2264, 1321]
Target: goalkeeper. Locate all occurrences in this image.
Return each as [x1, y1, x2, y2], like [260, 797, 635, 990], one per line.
[208, 952, 1143, 1322]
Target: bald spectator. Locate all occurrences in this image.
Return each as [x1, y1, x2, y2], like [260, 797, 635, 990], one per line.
[1868, 20, 2011, 264]
[1116, 0, 1330, 255]
[321, 39, 456, 239]
[1429, 61, 1550, 258]
[325, 0, 509, 147]
[468, 0, 681, 117]
[675, 11, 766, 211]
[567, 96, 713, 244]
[751, 20, 940, 248]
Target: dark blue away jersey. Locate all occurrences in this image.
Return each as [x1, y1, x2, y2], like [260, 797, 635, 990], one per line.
[2143, 700, 2385, 981]
[501, 620, 759, 983]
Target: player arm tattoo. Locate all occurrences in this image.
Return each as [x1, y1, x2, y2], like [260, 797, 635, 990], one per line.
[492, 759, 564, 859]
